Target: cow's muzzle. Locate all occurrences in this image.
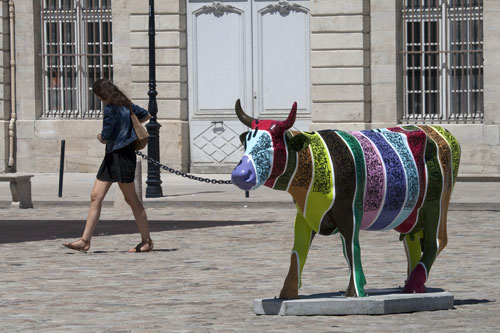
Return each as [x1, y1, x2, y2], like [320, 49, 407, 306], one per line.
[231, 155, 257, 191]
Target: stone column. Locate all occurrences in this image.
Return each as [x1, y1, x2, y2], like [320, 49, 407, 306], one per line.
[478, 0, 500, 174]
[0, 0, 10, 172]
[12, 0, 44, 172]
[126, 0, 189, 172]
[483, 0, 500, 126]
[309, 0, 370, 132]
[370, 0, 401, 128]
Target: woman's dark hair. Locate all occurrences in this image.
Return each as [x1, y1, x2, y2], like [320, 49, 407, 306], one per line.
[92, 79, 132, 107]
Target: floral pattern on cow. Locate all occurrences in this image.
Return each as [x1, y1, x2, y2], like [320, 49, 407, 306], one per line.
[231, 99, 461, 299]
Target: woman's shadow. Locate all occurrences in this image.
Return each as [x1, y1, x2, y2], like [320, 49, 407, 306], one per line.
[89, 248, 179, 254]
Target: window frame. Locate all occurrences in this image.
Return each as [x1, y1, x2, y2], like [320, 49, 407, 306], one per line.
[401, 0, 483, 123]
[40, 0, 113, 119]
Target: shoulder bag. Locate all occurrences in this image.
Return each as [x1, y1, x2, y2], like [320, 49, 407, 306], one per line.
[129, 107, 149, 150]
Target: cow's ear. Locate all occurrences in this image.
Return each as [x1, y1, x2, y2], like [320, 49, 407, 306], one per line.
[239, 131, 249, 147]
[289, 133, 310, 152]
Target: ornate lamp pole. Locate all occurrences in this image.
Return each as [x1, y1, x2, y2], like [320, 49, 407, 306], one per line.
[145, 0, 163, 197]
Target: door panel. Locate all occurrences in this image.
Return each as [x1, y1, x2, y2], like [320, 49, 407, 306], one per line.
[187, 1, 252, 172]
[190, 2, 252, 117]
[253, 0, 311, 122]
[187, 0, 311, 173]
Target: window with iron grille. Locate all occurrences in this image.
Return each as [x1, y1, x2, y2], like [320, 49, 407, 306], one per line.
[41, 0, 112, 118]
[401, 0, 483, 123]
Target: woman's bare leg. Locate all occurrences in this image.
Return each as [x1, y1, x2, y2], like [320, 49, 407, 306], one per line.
[82, 179, 113, 239]
[118, 181, 153, 252]
[63, 179, 112, 251]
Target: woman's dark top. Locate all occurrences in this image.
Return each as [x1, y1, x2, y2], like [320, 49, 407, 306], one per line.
[100, 103, 149, 154]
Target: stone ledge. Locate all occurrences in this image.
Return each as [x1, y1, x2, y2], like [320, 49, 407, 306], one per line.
[254, 288, 454, 316]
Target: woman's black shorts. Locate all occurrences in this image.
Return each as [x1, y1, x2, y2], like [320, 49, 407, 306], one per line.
[96, 143, 136, 183]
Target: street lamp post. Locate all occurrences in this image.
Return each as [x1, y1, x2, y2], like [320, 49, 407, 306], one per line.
[145, 0, 163, 197]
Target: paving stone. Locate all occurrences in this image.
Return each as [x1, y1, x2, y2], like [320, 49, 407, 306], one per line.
[0, 174, 499, 331]
[0, 207, 499, 331]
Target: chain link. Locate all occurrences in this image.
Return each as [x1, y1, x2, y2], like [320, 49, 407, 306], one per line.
[135, 151, 233, 185]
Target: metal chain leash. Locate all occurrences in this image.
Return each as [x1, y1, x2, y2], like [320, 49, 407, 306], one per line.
[135, 151, 233, 185]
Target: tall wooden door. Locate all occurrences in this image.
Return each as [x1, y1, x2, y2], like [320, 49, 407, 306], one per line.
[187, 0, 310, 173]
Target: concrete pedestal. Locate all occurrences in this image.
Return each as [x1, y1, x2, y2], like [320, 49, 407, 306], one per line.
[254, 288, 454, 316]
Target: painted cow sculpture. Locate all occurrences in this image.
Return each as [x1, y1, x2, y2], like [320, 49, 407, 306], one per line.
[231, 99, 460, 298]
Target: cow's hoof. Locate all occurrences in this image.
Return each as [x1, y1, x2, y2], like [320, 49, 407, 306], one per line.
[403, 263, 427, 293]
[279, 289, 299, 299]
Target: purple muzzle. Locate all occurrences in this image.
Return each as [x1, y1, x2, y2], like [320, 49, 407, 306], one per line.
[231, 155, 257, 191]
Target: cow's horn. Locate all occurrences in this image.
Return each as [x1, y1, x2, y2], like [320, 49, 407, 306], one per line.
[280, 102, 297, 130]
[235, 99, 255, 127]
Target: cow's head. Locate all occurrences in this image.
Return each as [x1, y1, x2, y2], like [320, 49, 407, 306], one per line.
[231, 99, 310, 191]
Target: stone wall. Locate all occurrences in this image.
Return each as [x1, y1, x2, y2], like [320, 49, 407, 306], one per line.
[3, 0, 500, 175]
[464, 0, 500, 175]
[368, 0, 500, 175]
[14, 0, 65, 173]
[10, 0, 188, 173]
[309, 0, 500, 176]
[12, 0, 103, 172]
[0, 0, 10, 172]
[116, 0, 189, 172]
[309, 0, 371, 132]
[370, 0, 401, 127]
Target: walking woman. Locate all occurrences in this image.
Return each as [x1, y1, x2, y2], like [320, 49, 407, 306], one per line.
[63, 79, 154, 253]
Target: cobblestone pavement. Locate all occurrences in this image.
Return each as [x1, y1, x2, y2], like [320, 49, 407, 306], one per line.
[0, 203, 499, 332]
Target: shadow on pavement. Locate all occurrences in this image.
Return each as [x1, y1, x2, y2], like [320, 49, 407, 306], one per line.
[70, 248, 179, 254]
[453, 299, 496, 306]
[0, 220, 273, 244]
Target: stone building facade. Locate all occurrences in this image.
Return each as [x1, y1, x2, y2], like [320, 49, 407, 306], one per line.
[1, 0, 499, 176]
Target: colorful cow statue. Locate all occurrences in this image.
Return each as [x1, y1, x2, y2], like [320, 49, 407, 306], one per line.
[231, 99, 460, 299]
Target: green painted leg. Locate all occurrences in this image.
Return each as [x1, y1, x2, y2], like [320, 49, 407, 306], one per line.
[339, 231, 366, 297]
[404, 201, 440, 293]
[336, 210, 366, 298]
[279, 212, 314, 299]
[420, 201, 440, 273]
[339, 235, 354, 296]
[403, 230, 423, 277]
[351, 218, 366, 297]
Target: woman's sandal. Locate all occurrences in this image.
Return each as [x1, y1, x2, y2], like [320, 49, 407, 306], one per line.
[63, 238, 91, 252]
[128, 238, 154, 253]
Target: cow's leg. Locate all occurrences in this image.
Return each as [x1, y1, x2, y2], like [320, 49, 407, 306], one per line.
[280, 212, 315, 299]
[336, 218, 367, 297]
[404, 201, 440, 293]
[403, 229, 424, 278]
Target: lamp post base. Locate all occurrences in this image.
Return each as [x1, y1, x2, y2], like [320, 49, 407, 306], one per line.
[145, 179, 163, 198]
[145, 120, 163, 198]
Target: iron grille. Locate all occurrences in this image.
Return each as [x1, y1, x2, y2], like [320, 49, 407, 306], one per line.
[41, 0, 112, 118]
[401, 0, 483, 123]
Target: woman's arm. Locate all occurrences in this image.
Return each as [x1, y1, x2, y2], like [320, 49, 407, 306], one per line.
[131, 103, 151, 123]
[97, 133, 106, 144]
[100, 105, 116, 142]
[139, 114, 152, 123]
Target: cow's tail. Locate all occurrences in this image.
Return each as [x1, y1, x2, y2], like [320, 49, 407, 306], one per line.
[432, 126, 461, 255]
[444, 127, 461, 188]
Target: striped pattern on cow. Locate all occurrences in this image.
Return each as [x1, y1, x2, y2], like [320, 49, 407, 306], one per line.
[232, 99, 462, 298]
[273, 125, 460, 297]
[276, 125, 460, 238]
